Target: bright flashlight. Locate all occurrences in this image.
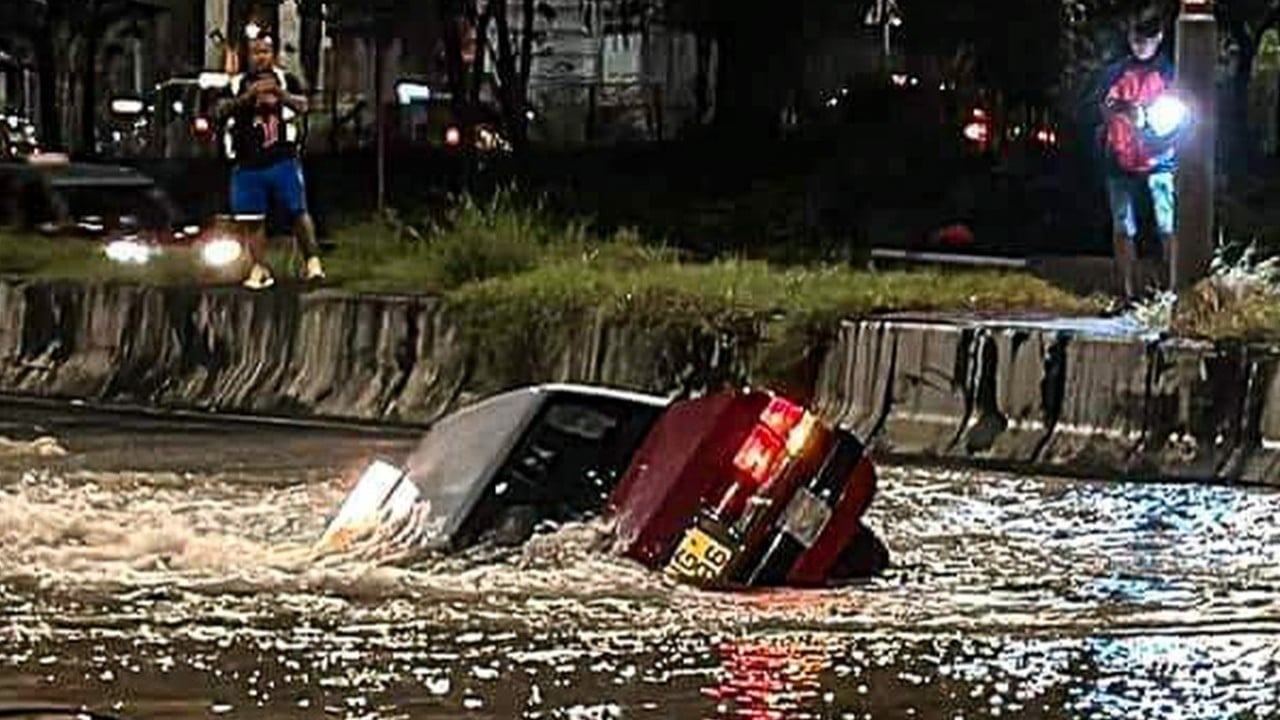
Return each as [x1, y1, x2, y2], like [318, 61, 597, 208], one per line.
[244, 22, 262, 40]
[104, 239, 154, 264]
[200, 237, 244, 267]
[1145, 94, 1189, 138]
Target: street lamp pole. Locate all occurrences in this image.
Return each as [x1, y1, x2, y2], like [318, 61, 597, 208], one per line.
[1173, 0, 1217, 290]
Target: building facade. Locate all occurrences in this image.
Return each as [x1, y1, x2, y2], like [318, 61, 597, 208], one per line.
[517, 0, 711, 144]
[0, 0, 47, 122]
[7, 0, 714, 153]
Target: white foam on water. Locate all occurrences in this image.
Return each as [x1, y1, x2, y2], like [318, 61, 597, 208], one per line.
[8, 459, 1279, 640]
[0, 468, 680, 613]
[0, 436, 68, 459]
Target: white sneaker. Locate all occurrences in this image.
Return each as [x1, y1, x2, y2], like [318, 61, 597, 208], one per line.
[243, 263, 275, 290]
[304, 256, 326, 281]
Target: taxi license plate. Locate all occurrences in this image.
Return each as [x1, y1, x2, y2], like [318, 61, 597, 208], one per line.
[665, 526, 736, 584]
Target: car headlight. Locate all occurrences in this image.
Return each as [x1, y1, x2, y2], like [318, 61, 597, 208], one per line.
[200, 237, 244, 267]
[316, 460, 416, 554]
[104, 239, 155, 264]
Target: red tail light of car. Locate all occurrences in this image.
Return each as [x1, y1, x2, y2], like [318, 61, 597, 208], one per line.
[758, 397, 804, 438]
[731, 425, 785, 488]
[608, 389, 880, 588]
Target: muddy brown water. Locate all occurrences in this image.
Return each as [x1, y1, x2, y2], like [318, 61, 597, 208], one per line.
[1, 402, 1279, 719]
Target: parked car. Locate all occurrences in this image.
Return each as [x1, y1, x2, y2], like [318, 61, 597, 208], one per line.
[0, 155, 258, 281]
[316, 384, 888, 588]
[0, 111, 39, 160]
[0, 155, 180, 235]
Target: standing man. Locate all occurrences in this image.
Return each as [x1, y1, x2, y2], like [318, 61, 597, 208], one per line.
[219, 30, 325, 288]
[1099, 7, 1180, 301]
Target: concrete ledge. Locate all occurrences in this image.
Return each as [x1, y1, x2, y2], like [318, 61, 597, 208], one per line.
[0, 279, 753, 425]
[814, 314, 1280, 485]
[4, 278, 1278, 484]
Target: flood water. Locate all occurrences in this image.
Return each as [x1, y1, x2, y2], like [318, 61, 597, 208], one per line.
[2, 400, 1279, 719]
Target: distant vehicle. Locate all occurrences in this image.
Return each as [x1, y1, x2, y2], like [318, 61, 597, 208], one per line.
[0, 156, 257, 280]
[0, 156, 180, 235]
[317, 384, 888, 588]
[0, 111, 39, 160]
[149, 75, 229, 159]
[392, 81, 512, 154]
[98, 96, 152, 158]
[0, 48, 39, 160]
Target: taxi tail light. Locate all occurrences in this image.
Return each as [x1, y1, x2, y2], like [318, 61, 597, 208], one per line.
[758, 397, 804, 438]
[732, 425, 785, 487]
[785, 412, 818, 457]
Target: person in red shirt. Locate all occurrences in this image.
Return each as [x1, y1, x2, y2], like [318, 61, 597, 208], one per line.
[1099, 8, 1179, 301]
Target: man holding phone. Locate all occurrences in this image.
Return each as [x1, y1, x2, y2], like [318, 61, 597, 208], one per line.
[218, 31, 324, 288]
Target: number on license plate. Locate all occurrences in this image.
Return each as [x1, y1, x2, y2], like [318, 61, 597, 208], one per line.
[665, 527, 735, 583]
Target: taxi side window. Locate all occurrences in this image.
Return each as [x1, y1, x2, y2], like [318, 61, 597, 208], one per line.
[476, 397, 663, 545]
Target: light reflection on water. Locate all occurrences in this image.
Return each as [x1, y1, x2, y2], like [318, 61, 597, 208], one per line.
[2, 420, 1280, 718]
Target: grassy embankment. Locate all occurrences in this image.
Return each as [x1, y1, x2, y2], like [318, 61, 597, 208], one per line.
[0, 194, 1098, 385]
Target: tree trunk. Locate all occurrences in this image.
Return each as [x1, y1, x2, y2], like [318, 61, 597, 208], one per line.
[492, 0, 524, 147]
[470, 8, 491, 115]
[439, 0, 471, 193]
[711, 29, 772, 138]
[1275, 68, 1280, 156]
[710, 0, 800, 140]
[80, 16, 99, 157]
[36, 17, 61, 149]
[374, 27, 386, 212]
[441, 0, 466, 105]
[299, 0, 324, 92]
[519, 0, 533, 95]
[518, 0, 534, 142]
[463, 4, 493, 191]
[695, 30, 711, 124]
[1225, 17, 1257, 186]
[1231, 43, 1255, 182]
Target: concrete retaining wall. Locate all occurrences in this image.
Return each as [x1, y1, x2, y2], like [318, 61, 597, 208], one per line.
[813, 315, 1280, 484]
[4, 278, 1277, 484]
[0, 280, 753, 425]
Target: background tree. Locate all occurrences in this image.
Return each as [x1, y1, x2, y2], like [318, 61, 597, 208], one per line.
[900, 0, 1062, 105]
[662, 0, 809, 137]
[1218, 0, 1280, 176]
[38, 0, 158, 154]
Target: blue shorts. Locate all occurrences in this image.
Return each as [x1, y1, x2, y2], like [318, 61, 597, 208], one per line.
[230, 157, 308, 218]
[1107, 171, 1175, 241]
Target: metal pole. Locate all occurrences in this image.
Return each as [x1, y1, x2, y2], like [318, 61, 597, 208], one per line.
[1173, 0, 1217, 290]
